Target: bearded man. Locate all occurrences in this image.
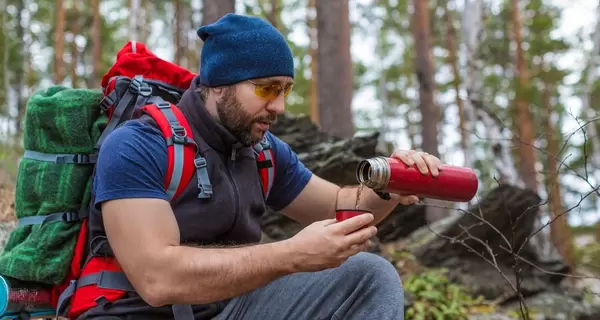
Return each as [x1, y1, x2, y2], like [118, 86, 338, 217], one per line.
[87, 13, 443, 320]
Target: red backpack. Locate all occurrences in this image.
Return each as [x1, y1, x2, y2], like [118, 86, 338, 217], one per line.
[23, 41, 276, 320]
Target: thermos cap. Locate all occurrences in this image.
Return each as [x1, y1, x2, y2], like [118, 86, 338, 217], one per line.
[356, 156, 390, 190]
[0, 275, 8, 314]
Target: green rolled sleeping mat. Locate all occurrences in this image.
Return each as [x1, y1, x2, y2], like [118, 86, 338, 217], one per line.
[0, 85, 107, 285]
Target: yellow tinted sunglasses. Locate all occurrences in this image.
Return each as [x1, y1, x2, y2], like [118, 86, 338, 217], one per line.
[247, 80, 293, 100]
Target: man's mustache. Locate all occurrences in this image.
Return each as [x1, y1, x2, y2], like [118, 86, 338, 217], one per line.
[253, 114, 277, 124]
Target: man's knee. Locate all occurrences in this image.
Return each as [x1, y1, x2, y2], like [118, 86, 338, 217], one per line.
[343, 252, 403, 291]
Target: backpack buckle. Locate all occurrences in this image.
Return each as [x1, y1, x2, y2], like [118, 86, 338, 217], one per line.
[62, 211, 79, 222]
[155, 102, 171, 109]
[194, 157, 207, 168]
[72, 153, 90, 164]
[99, 96, 113, 111]
[138, 86, 153, 97]
[171, 125, 188, 144]
[129, 76, 152, 97]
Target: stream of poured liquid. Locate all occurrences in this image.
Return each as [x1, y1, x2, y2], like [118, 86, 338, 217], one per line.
[354, 184, 364, 209]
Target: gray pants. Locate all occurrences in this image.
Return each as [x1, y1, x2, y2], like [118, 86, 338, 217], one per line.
[213, 252, 405, 320]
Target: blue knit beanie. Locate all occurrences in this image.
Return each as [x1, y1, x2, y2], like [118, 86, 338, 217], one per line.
[197, 13, 295, 87]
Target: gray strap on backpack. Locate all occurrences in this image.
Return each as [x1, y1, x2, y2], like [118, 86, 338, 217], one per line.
[18, 209, 87, 227]
[23, 150, 97, 164]
[55, 270, 136, 319]
[95, 75, 153, 149]
[152, 101, 212, 200]
[194, 157, 212, 199]
[172, 304, 195, 320]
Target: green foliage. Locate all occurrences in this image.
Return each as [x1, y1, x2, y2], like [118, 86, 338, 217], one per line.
[570, 224, 597, 236]
[404, 269, 487, 320]
[573, 240, 600, 275]
[0, 141, 22, 181]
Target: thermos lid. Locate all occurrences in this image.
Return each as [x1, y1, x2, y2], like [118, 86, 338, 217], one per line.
[0, 275, 8, 314]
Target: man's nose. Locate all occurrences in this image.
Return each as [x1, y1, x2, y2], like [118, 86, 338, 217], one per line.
[266, 93, 285, 115]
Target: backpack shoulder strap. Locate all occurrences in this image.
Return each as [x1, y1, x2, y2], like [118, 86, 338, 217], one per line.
[253, 138, 276, 200]
[140, 101, 204, 201]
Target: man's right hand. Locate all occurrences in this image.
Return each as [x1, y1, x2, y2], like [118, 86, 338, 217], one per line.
[284, 213, 377, 273]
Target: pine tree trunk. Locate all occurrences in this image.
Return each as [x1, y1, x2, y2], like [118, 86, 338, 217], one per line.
[199, 0, 235, 70]
[1, 0, 9, 120]
[315, 0, 355, 138]
[91, 0, 101, 88]
[69, 2, 79, 88]
[412, 0, 440, 158]
[542, 83, 575, 276]
[54, 0, 65, 84]
[174, 0, 182, 65]
[269, 0, 280, 30]
[14, 0, 25, 138]
[411, 0, 446, 222]
[140, 0, 150, 44]
[510, 0, 538, 191]
[187, 1, 201, 70]
[202, 0, 235, 25]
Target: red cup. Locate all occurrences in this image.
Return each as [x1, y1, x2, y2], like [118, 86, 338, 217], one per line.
[335, 209, 371, 222]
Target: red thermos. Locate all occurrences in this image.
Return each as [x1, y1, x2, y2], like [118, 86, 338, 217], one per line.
[356, 156, 478, 202]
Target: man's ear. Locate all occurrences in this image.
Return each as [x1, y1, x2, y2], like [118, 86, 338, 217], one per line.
[212, 86, 233, 103]
[212, 86, 225, 101]
[212, 86, 224, 95]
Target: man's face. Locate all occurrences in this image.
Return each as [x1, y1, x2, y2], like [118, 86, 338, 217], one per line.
[215, 76, 292, 146]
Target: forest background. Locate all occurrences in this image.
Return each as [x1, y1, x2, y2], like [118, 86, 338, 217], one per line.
[1, 0, 600, 318]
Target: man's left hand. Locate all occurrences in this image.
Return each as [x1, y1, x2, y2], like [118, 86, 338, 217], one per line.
[388, 150, 444, 205]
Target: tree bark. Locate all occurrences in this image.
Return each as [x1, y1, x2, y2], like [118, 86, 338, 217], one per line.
[269, 0, 280, 30]
[69, 2, 80, 88]
[1, 0, 8, 119]
[174, 0, 182, 65]
[510, 0, 538, 191]
[199, 0, 235, 70]
[54, 0, 65, 84]
[542, 83, 574, 276]
[411, 0, 445, 222]
[13, 0, 25, 138]
[411, 0, 440, 158]
[315, 0, 355, 139]
[202, 0, 235, 26]
[140, 0, 150, 44]
[91, 0, 101, 88]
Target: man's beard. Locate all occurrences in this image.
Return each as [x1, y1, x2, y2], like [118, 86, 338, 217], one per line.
[215, 88, 276, 146]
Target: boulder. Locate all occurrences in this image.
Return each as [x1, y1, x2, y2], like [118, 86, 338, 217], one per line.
[403, 184, 569, 300]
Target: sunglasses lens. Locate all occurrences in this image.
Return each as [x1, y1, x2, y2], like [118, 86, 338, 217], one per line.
[255, 84, 278, 99]
[283, 84, 293, 97]
[252, 82, 294, 99]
